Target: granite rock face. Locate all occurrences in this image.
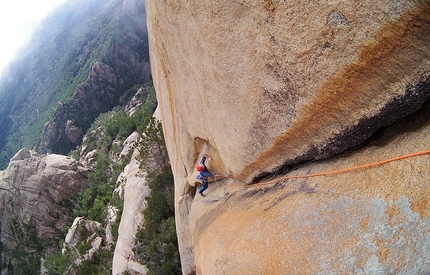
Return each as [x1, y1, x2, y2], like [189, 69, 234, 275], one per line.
[0, 149, 88, 267]
[145, 0, 430, 273]
[190, 107, 430, 274]
[112, 149, 150, 275]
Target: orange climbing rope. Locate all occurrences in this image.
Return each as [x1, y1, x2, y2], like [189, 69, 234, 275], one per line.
[245, 149, 430, 188]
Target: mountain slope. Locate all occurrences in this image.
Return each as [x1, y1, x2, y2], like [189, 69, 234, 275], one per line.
[0, 83, 180, 275]
[0, 0, 150, 168]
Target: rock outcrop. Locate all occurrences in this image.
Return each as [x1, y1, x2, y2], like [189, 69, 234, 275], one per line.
[62, 217, 103, 261]
[145, 0, 430, 273]
[0, 149, 88, 268]
[112, 149, 150, 275]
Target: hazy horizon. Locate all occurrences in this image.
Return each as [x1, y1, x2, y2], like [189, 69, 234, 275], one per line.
[0, 0, 67, 78]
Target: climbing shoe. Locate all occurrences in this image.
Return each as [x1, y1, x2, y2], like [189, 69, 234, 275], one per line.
[200, 193, 206, 197]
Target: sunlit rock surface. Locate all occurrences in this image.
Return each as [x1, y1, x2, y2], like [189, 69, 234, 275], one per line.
[191, 108, 430, 274]
[112, 149, 150, 275]
[145, 0, 430, 273]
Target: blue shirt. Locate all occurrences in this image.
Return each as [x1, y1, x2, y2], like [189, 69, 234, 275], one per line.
[200, 170, 214, 179]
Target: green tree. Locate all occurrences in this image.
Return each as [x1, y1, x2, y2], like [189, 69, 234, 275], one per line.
[134, 122, 180, 274]
[137, 117, 169, 174]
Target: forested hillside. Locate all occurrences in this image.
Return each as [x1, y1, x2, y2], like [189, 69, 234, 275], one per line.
[0, 0, 150, 169]
[0, 82, 180, 274]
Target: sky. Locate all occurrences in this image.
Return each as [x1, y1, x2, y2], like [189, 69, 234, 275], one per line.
[0, 0, 67, 77]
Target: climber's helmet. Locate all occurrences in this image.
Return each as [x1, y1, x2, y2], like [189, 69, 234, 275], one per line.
[196, 163, 205, 172]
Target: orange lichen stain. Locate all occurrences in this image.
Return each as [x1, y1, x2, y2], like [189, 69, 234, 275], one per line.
[159, 50, 177, 141]
[360, 216, 370, 230]
[385, 204, 400, 227]
[238, 5, 430, 181]
[410, 196, 429, 220]
[377, 240, 390, 264]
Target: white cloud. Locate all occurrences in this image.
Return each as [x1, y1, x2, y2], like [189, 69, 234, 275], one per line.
[0, 0, 67, 77]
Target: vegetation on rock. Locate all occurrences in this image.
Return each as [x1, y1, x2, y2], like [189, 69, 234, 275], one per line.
[135, 118, 181, 274]
[0, 0, 180, 273]
[0, 80, 180, 275]
[0, 0, 150, 169]
[42, 83, 159, 274]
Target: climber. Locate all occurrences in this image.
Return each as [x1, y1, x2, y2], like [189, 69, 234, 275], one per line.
[196, 154, 215, 197]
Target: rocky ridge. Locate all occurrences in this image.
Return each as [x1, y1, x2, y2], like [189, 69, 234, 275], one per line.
[112, 148, 150, 275]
